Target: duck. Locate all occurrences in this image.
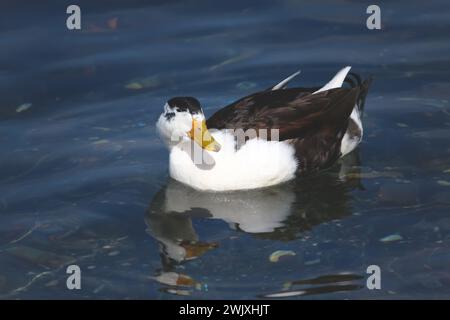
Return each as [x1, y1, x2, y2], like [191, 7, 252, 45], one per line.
[156, 66, 371, 191]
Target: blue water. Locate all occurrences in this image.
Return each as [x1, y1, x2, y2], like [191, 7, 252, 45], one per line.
[0, 0, 449, 299]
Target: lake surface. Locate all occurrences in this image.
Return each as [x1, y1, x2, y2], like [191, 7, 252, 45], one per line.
[0, 0, 449, 299]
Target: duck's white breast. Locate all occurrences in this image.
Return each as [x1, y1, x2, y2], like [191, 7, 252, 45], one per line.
[169, 131, 298, 191]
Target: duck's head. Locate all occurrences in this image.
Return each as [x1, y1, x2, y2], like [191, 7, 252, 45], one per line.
[156, 97, 221, 152]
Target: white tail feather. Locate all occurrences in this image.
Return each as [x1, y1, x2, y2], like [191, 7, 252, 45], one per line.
[313, 66, 351, 94]
[272, 70, 301, 90]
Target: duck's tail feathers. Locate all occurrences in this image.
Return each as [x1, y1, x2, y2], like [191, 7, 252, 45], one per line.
[344, 73, 372, 115]
[269, 70, 301, 91]
[313, 66, 352, 94]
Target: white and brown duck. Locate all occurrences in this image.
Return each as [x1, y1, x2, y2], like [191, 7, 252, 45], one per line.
[156, 66, 371, 191]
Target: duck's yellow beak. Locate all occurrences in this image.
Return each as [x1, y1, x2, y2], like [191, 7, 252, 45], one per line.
[188, 119, 221, 152]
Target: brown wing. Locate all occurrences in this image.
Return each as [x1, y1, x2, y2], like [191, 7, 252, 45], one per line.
[207, 87, 359, 141]
[207, 86, 361, 172]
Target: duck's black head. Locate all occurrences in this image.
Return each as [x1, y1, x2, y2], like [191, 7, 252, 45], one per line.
[167, 97, 202, 116]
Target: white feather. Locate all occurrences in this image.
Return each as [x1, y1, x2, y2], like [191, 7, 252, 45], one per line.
[313, 66, 352, 94]
[340, 106, 363, 156]
[311, 66, 363, 156]
[272, 70, 301, 90]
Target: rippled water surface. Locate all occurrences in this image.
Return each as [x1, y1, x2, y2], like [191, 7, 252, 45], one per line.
[1, 0, 449, 299]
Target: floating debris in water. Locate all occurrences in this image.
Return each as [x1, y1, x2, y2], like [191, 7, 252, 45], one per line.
[195, 282, 208, 291]
[264, 290, 306, 298]
[9, 271, 53, 295]
[107, 17, 118, 30]
[346, 170, 402, 179]
[396, 123, 408, 128]
[107, 251, 120, 256]
[125, 82, 143, 90]
[269, 250, 296, 262]
[92, 139, 109, 145]
[93, 284, 105, 294]
[44, 279, 59, 287]
[8, 222, 40, 244]
[282, 282, 292, 290]
[379, 234, 403, 243]
[92, 127, 111, 132]
[437, 180, 450, 186]
[388, 290, 397, 295]
[85, 17, 119, 33]
[16, 103, 32, 113]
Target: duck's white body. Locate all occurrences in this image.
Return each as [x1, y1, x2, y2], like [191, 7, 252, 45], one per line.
[169, 131, 298, 191]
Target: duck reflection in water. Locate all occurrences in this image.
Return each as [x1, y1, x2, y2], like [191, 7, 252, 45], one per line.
[145, 151, 363, 290]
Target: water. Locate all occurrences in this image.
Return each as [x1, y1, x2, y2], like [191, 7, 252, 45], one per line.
[1, 0, 449, 299]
